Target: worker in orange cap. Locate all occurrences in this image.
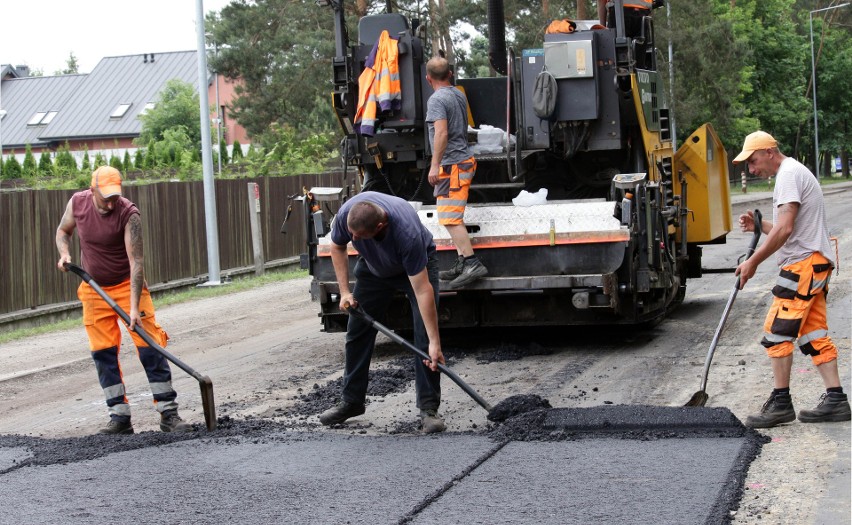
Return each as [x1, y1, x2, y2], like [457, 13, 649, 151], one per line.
[56, 166, 192, 435]
[733, 131, 850, 428]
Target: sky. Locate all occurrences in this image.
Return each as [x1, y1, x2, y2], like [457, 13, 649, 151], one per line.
[1, 0, 233, 76]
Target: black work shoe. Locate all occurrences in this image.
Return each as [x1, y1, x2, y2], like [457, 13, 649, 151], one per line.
[448, 257, 488, 289]
[745, 392, 796, 429]
[160, 410, 193, 433]
[798, 392, 851, 423]
[439, 256, 465, 280]
[98, 419, 134, 435]
[420, 409, 446, 434]
[319, 401, 366, 426]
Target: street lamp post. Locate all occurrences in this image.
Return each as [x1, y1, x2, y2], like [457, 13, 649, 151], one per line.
[809, 2, 849, 180]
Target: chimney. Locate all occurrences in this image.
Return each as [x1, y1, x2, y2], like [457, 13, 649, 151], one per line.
[150, 53, 155, 63]
[15, 65, 30, 77]
[143, 53, 148, 63]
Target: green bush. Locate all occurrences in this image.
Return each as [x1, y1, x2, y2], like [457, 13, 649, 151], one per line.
[123, 151, 133, 172]
[219, 140, 230, 165]
[54, 143, 78, 177]
[134, 149, 145, 170]
[81, 151, 91, 173]
[109, 155, 123, 171]
[93, 152, 106, 168]
[38, 151, 54, 176]
[231, 139, 244, 162]
[3, 155, 22, 179]
[22, 145, 37, 178]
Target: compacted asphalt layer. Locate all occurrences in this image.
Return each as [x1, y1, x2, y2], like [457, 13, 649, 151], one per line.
[0, 405, 766, 524]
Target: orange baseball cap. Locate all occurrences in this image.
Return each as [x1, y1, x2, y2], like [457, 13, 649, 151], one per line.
[733, 131, 778, 164]
[91, 166, 123, 197]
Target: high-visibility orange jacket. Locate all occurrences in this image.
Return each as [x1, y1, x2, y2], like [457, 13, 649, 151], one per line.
[355, 30, 401, 136]
[624, 0, 652, 9]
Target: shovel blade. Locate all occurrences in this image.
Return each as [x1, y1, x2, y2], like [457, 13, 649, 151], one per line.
[685, 391, 709, 407]
[199, 376, 217, 431]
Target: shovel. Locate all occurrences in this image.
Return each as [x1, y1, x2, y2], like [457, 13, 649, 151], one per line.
[65, 263, 217, 430]
[686, 209, 763, 407]
[347, 305, 494, 412]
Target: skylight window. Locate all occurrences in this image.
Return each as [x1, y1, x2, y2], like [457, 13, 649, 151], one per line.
[110, 103, 132, 119]
[27, 112, 47, 125]
[41, 111, 58, 124]
[139, 102, 156, 116]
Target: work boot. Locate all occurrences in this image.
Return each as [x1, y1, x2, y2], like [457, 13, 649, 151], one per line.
[745, 392, 796, 429]
[448, 257, 488, 289]
[160, 410, 193, 433]
[420, 409, 446, 434]
[798, 392, 851, 423]
[319, 401, 366, 426]
[98, 419, 134, 435]
[439, 256, 465, 281]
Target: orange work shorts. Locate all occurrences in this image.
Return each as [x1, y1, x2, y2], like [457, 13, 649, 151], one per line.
[761, 252, 836, 365]
[77, 280, 169, 352]
[435, 157, 476, 226]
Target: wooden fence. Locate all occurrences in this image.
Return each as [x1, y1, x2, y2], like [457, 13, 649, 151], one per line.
[0, 172, 350, 316]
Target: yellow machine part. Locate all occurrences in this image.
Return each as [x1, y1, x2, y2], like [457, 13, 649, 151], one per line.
[673, 123, 732, 243]
[629, 76, 731, 244]
[629, 75, 673, 184]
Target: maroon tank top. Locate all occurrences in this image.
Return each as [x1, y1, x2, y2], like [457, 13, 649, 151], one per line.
[72, 190, 140, 286]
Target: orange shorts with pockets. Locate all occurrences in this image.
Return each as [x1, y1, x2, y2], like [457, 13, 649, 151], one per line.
[435, 157, 476, 226]
[760, 252, 836, 365]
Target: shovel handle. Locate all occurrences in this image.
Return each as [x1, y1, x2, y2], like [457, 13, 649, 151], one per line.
[737, 209, 763, 289]
[347, 305, 493, 412]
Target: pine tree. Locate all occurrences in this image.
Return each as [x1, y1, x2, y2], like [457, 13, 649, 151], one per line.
[123, 151, 133, 172]
[109, 155, 123, 171]
[38, 151, 54, 176]
[219, 140, 230, 165]
[134, 149, 145, 170]
[22, 145, 37, 178]
[81, 151, 91, 172]
[231, 139, 244, 162]
[3, 155, 22, 179]
[94, 152, 106, 168]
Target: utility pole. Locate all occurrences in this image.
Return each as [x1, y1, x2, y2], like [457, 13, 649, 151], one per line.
[195, 0, 222, 285]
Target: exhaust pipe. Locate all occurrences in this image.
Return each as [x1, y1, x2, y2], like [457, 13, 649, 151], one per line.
[487, 0, 507, 75]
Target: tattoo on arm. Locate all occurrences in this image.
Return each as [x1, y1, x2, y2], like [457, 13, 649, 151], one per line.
[128, 214, 144, 296]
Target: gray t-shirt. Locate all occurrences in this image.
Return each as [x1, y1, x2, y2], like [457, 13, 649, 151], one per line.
[426, 86, 472, 166]
[330, 191, 435, 278]
[773, 157, 835, 267]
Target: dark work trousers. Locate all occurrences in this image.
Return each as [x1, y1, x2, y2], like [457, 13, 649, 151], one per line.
[342, 252, 441, 411]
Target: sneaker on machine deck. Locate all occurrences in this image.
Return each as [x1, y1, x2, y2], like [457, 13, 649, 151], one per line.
[160, 410, 193, 432]
[448, 257, 488, 289]
[420, 409, 446, 434]
[798, 392, 851, 423]
[98, 419, 134, 435]
[319, 401, 366, 426]
[439, 256, 465, 281]
[745, 392, 796, 429]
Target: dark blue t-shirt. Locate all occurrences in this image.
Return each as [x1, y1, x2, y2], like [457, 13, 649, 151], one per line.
[330, 192, 435, 278]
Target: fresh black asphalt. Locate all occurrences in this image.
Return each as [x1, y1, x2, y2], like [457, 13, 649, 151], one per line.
[0, 405, 767, 524]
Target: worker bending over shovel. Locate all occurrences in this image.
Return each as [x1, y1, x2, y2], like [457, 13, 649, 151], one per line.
[56, 167, 192, 435]
[319, 191, 446, 433]
[733, 131, 850, 428]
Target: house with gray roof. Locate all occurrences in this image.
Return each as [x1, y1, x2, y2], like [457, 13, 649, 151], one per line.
[0, 51, 247, 167]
